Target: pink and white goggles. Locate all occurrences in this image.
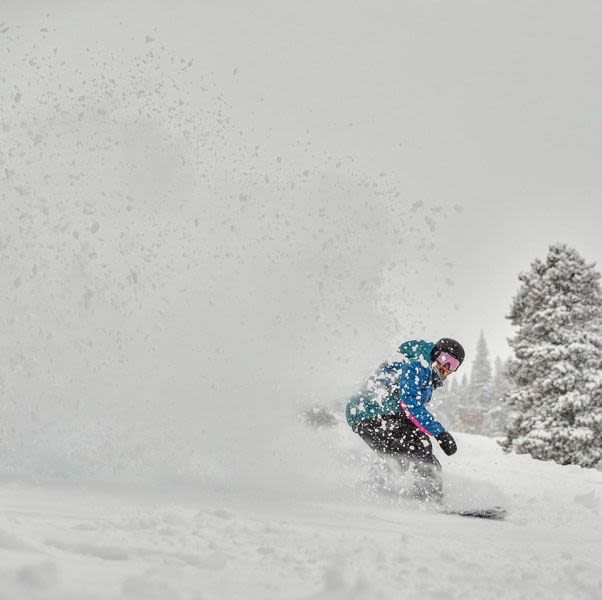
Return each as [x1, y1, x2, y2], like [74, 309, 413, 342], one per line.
[435, 352, 461, 372]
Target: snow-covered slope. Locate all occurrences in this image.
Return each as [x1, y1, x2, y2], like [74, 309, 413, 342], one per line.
[3, 2, 602, 598]
[0, 431, 600, 600]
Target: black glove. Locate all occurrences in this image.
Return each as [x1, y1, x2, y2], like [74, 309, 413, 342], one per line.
[435, 431, 457, 456]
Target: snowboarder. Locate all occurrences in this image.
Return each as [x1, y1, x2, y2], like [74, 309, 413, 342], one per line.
[346, 338, 464, 501]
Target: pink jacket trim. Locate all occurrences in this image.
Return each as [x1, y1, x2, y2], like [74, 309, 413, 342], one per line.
[399, 399, 433, 437]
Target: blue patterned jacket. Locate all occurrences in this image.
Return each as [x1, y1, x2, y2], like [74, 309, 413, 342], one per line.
[345, 340, 446, 436]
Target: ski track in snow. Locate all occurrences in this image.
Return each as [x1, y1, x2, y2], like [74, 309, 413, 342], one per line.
[0, 434, 600, 600]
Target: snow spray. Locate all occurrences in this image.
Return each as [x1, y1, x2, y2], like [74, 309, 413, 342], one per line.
[1, 27, 437, 498]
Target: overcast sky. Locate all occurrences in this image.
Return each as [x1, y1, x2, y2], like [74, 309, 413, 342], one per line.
[80, 0, 602, 364]
[4, 0, 602, 392]
[205, 0, 602, 363]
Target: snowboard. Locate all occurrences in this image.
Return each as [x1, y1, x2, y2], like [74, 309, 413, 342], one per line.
[442, 505, 506, 520]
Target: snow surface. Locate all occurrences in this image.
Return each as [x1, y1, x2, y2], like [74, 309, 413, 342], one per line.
[0, 431, 600, 600]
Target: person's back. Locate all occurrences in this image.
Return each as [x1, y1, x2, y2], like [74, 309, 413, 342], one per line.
[346, 338, 465, 501]
[345, 339, 435, 429]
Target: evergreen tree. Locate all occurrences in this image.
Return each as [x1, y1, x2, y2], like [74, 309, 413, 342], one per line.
[485, 356, 512, 435]
[458, 373, 469, 402]
[501, 244, 602, 468]
[468, 331, 493, 408]
[491, 356, 512, 405]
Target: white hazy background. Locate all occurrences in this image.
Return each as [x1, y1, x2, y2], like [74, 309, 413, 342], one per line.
[2, 1, 602, 490]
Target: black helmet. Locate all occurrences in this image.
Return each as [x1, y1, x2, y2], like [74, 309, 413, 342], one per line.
[431, 338, 465, 365]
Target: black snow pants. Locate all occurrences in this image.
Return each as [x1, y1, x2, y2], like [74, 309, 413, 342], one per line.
[354, 413, 442, 500]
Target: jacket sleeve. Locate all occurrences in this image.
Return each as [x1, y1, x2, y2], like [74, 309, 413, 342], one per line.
[398, 362, 446, 436]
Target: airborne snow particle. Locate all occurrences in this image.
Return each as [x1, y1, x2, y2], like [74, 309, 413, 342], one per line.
[15, 185, 30, 196]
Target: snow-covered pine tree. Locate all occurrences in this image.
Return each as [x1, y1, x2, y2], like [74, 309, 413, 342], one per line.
[468, 331, 493, 408]
[485, 356, 513, 435]
[459, 372, 469, 399]
[491, 356, 512, 404]
[501, 244, 602, 468]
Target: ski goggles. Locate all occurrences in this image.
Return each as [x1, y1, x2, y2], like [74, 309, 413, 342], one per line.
[435, 352, 461, 372]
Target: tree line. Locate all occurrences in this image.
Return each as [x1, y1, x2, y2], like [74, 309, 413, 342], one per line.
[437, 243, 602, 470]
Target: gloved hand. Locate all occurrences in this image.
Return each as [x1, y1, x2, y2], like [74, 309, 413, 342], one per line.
[435, 431, 457, 456]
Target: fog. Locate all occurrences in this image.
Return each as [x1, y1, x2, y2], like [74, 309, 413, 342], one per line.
[1, 19, 446, 490]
